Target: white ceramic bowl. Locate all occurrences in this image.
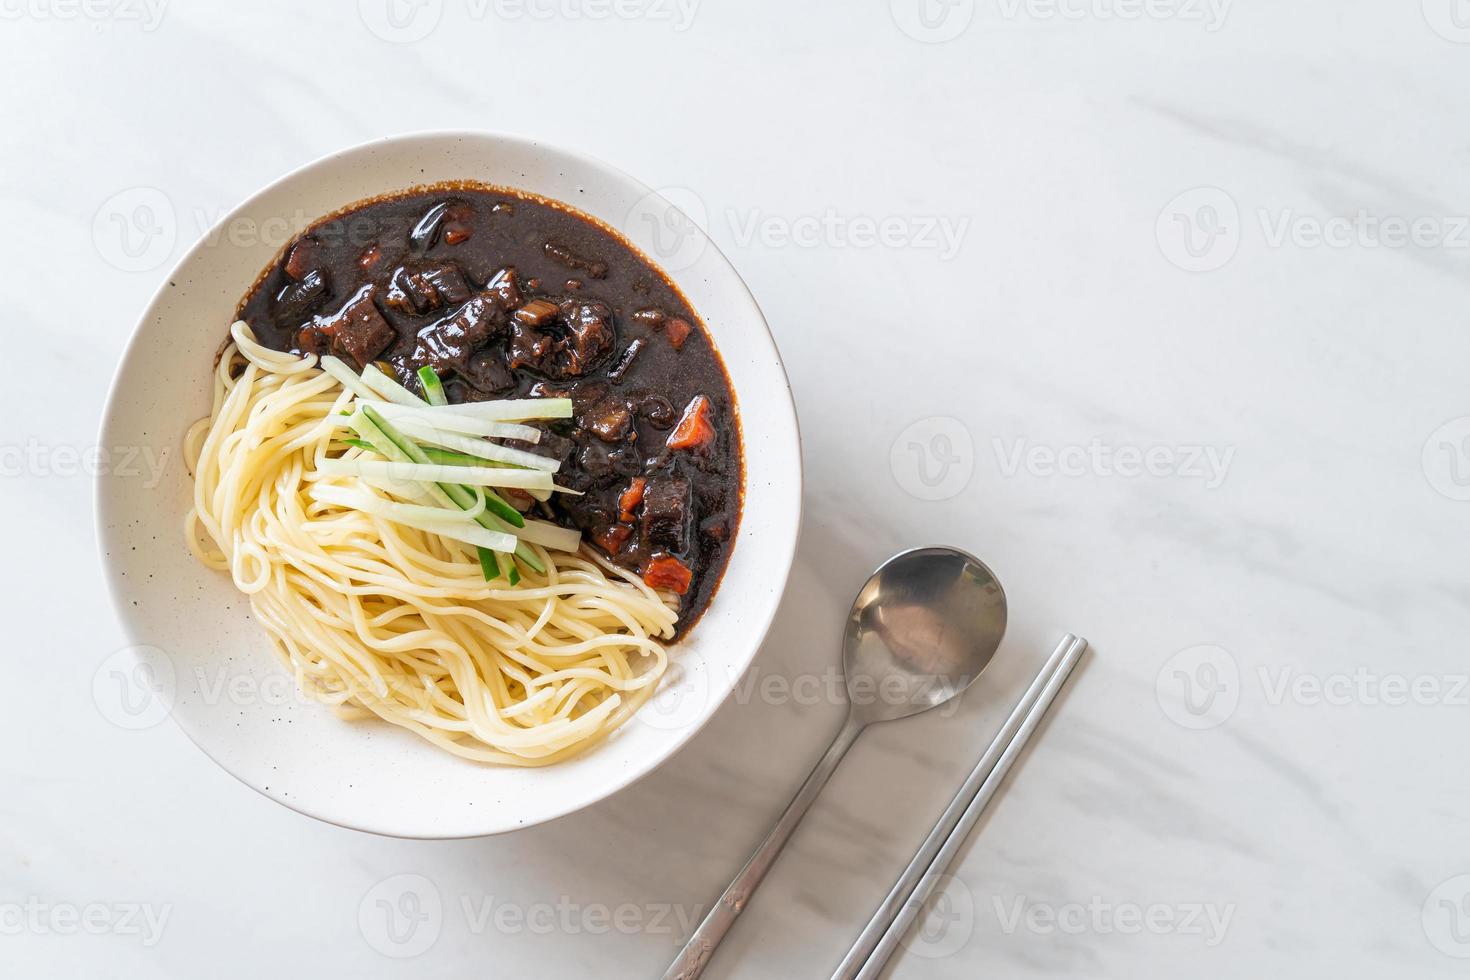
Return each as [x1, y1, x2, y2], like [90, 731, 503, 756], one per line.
[96, 132, 802, 838]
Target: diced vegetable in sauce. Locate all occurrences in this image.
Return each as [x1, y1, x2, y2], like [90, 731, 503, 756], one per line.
[667, 395, 716, 451]
[642, 555, 693, 595]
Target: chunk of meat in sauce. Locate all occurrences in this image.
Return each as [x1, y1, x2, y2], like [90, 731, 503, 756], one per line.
[284, 237, 323, 280]
[556, 299, 615, 376]
[411, 295, 506, 375]
[299, 284, 396, 368]
[519, 424, 577, 470]
[593, 523, 634, 555]
[507, 320, 553, 373]
[484, 267, 522, 311]
[460, 348, 514, 394]
[576, 439, 642, 486]
[272, 269, 332, 326]
[505, 298, 616, 379]
[582, 394, 633, 442]
[641, 477, 690, 553]
[383, 262, 472, 315]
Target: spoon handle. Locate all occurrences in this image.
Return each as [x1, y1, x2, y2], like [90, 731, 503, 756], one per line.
[663, 713, 867, 980]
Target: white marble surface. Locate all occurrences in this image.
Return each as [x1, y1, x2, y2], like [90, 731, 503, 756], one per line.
[5, 1, 1470, 976]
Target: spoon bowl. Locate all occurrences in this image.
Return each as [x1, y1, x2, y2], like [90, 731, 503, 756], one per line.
[844, 546, 1008, 724]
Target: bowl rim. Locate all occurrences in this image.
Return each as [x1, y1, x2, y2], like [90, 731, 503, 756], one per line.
[94, 129, 804, 838]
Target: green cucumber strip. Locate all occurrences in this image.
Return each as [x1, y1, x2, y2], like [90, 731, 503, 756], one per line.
[342, 407, 524, 585]
[477, 547, 499, 581]
[478, 492, 525, 528]
[419, 446, 528, 472]
[348, 411, 459, 511]
[360, 363, 423, 407]
[515, 546, 543, 574]
[477, 509, 547, 573]
[410, 448, 527, 527]
[360, 409, 526, 529]
[417, 366, 448, 407]
[504, 559, 521, 587]
[419, 446, 484, 465]
[360, 406, 526, 541]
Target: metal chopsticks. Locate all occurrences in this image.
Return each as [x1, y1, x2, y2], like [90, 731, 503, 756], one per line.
[831, 633, 1089, 980]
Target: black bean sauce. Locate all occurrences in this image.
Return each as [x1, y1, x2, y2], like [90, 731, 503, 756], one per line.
[237, 184, 742, 636]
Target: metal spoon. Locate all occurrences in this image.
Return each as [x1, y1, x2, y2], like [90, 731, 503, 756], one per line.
[662, 546, 1008, 979]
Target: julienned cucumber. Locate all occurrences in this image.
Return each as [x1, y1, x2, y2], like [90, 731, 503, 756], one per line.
[485, 547, 520, 585]
[417, 366, 448, 407]
[357, 405, 545, 574]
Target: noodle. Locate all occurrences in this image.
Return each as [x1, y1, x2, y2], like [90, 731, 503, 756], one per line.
[184, 322, 678, 765]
